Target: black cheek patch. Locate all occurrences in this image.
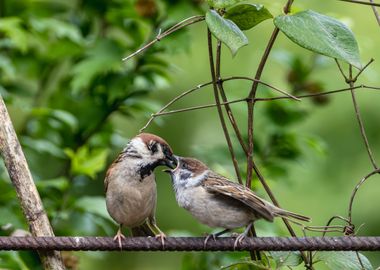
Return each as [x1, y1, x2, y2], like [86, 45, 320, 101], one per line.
[179, 171, 191, 181]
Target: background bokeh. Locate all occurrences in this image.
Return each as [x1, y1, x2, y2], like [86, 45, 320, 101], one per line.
[0, 0, 380, 269]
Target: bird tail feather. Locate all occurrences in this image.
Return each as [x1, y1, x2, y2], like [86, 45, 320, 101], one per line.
[276, 209, 311, 223]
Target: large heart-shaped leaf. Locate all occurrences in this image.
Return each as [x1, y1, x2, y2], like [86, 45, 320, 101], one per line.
[206, 10, 248, 56]
[274, 10, 361, 68]
[225, 4, 273, 31]
[206, 0, 244, 8]
[315, 251, 373, 270]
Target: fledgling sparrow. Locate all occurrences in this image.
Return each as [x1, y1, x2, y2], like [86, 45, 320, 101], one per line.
[165, 156, 310, 248]
[105, 133, 176, 248]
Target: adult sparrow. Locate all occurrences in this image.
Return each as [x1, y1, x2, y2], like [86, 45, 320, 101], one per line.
[105, 133, 176, 248]
[165, 156, 310, 247]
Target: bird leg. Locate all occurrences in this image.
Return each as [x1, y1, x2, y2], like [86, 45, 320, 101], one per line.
[147, 219, 166, 248]
[113, 224, 126, 250]
[204, 229, 230, 248]
[234, 223, 253, 250]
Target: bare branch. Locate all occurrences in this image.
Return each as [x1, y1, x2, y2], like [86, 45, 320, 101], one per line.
[348, 168, 380, 222]
[207, 30, 242, 185]
[348, 65, 379, 169]
[216, 44, 249, 158]
[0, 96, 65, 269]
[353, 58, 375, 81]
[140, 76, 297, 132]
[338, 0, 380, 7]
[139, 81, 213, 132]
[122, 15, 205, 61]
[369, 0, 380, 25]
[151, 98, 248, 116]
[335, 59, 349, 82]
[349, 86, 378, 169]
[255, 84, 380, 102]
[244, 0, 313, 267]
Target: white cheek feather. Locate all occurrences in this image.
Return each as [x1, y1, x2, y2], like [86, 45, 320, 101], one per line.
[185, 171, 208, 188]
[172, 170, 208, 210]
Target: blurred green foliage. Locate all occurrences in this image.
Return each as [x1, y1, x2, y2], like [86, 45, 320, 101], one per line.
[0, 0, 380, 269]
[0, 0, 202, 268]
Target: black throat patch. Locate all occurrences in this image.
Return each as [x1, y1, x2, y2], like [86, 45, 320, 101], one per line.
[138, 160, 162, 180]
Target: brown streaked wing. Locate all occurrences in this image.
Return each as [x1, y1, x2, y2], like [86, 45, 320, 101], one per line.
[202, 172, 274, 222]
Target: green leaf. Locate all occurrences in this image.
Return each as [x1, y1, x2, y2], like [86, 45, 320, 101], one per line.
[315, 251, 373, 270]
[31, 108, 78, 131]
[205, 10, 248, 56]
[0, 18, 29, 52]
[225, 4, 273, 31]
[0, 54, 16, 80]
[206, 0, 244, 8]
[270, 251, 302, 268]
[30, 18, 83, 44]
[265, 101, 307, 126]
[71, 40, 123, 92]
[0, 251, 30, 270]
[268, 132, 301, 160]
[21, 137, 66, 158]
[36, 177, 69, 191]
[274, 10, 361, 68]
[75, 196, 112, 222]
[0, 208, 24, 228]
[64, 146, 109, 178]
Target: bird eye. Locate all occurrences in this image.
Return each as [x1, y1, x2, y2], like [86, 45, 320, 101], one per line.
[148, 141, 158, 154]
[181, 163, 188, 169]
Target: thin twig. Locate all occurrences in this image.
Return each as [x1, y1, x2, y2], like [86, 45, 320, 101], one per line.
[215, 41, 261, 261]
[215, 43, 249, 156]
[150, 98, 248, 116]
[322, 216, 352, 237]
[122, 15, 205, 61]
[0, 95, 65, 269]
[255, 84, 380, 102]
[335, 59, 349, 82]
[140, 76, 298, 132]
[369, 0, 380, 25]
[348, 168, 380, 223]
[246, 23, 281, 187]
[142, 85, 380, 122]
[207, 29, 242, 185]
[347, 65, 378, 169]
[245, 0, 313, 267]
[353, 58, 374, 81]
[139, 81, 214, 132]
[338, 0, 380, 7]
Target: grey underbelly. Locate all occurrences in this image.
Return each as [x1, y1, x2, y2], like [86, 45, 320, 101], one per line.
[186, 193, 254, 229]
[106, 182, 156, 228]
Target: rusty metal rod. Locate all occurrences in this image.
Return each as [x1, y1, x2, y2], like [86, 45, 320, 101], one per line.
[0, 237, 380, 251]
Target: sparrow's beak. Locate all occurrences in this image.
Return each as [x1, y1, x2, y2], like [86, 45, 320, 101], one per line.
[163, 155, 179, 174]
[163, 153, 177, 169]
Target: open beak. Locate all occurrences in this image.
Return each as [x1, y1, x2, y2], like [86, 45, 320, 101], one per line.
[163, 154, 177, 169]
[163, 155, 179, 174]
